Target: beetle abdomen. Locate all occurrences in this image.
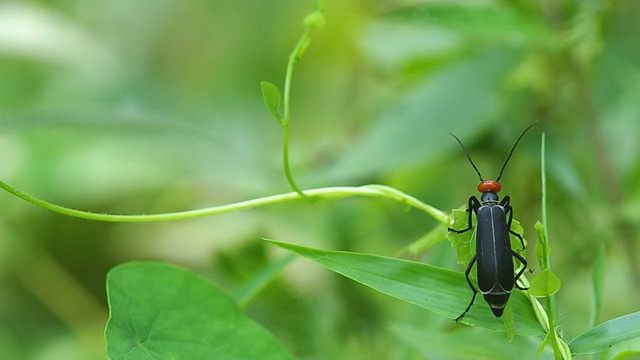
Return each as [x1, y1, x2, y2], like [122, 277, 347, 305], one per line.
[483, 292, 510, 317]
[476, 205, 515, 295]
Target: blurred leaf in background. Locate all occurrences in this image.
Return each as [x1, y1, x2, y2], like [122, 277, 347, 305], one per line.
[0, 0, 639, 359]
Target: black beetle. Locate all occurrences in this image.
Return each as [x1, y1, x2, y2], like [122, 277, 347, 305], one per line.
[448, 122, 535, 321]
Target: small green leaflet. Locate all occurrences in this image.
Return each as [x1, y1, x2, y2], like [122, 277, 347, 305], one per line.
[260, 81, 282, 122]
[529, 269, 561, 297]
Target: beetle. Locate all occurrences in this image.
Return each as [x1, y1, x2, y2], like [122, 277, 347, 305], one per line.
[447, 122, 536, 321]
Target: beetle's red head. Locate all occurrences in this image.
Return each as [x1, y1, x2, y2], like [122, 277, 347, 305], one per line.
[478, 179, 501, 193]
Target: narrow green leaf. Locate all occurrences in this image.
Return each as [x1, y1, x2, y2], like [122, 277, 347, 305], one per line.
[385, 4, 558, 48]
[534, 221, 550, 268]
[392, 324, 553, 359]
[569, 311, 640, 355]
[260, 81, 282, 122]
[611, 350, 640, 360]
[265, 239, 544, 336]
[530, 293, 550, 332]
[558, 335, 572, 360]
[232, 254, 296, 308]
[537, 330, 552, 356]
[399, 225, 448, 256]
[105, 262, 293, 360]
[529, 269, 561, 297]
[590, 244, 605, 328]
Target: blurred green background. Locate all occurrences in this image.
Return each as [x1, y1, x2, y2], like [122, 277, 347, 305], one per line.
[0, 1, 639, 359]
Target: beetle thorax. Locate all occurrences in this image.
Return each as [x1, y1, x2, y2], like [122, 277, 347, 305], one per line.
[481, 191, 499, 203]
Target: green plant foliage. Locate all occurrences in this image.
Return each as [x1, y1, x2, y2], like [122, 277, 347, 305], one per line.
[447, 208, 527, 266]
[534, 221, 551, 266]
[231, 254, 295, 308]
[265, 239, 544, 336]
[386, 4, 557, 47]
[529, 269, 561, 297]
[325, 49, 522, 179]
[2, 1, 640, 359]
[569, 311, 640, 355]
[260, 81, 282, 123]
[611, 350, 640, 360]
[105, 262, 293, 360]
[391, 324, 553, 360]
[400, 224, 448, 256]
[502, 299, 516, 341]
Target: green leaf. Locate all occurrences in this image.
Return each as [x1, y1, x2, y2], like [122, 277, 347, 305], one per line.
[265, 239, 544, 336]
[447, 209, 475, 265]
[400, 224, 448, 256]
[105, 262, 293, 360]
[529, 269, 561, 297]
[537, 330, 552, 357]
[502, 300, 515, 341]
[534, 221, 550, 267]
[385, 4, 557, 48]
[232, 254, 295, 308]
[569, 311, 640, 355]
[611, 350, 640, 360]
[260, 81, 282, 122]
[391, 324, 553, 359]
[447, 208, 527, 266]
[322, 49, 522, 180]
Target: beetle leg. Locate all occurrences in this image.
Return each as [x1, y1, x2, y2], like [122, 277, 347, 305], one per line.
[502, 196, 526, 251]
[512, 251, 529, 290]
[455, 255, 478, 322]
[448, 196, 481, 234]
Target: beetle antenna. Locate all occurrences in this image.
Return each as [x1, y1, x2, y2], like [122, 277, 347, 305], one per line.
[496, 122, 537, 182]
[448, 132, 483, 181]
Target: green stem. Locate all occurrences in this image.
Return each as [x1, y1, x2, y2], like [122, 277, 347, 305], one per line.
[280, 0, 325, 199]
[0, 179, 447, 224]
[540, 133, 558, 323]
[540, 133, 571, 359]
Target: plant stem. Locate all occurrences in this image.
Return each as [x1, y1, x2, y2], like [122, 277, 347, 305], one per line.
[540, 0, 640, 301]
[280, 0, 325, 199]
[540, 134, 558, 320]
[0, 179, 448, 224]
[540, 133, 572, 359]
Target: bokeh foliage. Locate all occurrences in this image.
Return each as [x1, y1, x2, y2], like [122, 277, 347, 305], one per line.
[0, 0, 639, 359]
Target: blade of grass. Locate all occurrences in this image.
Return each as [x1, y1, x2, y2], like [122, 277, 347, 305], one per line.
[265, 239, 544, 336]
[232, 254, 296, 308]
[569, 311, 640, 355]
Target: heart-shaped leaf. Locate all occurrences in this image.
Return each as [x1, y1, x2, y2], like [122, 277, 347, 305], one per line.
[105, 262, 293, 360]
